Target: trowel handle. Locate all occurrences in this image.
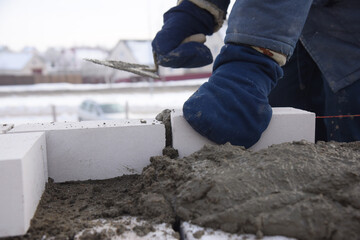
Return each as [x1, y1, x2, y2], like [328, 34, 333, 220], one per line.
[181, 33, 206, 44]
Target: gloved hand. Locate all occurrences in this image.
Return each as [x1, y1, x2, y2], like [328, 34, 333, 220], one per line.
[183, 44, 284, 148]
[152, 0, 215, 68]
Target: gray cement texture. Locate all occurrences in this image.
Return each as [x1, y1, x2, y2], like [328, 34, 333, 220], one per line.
[5, 141, 360, 240]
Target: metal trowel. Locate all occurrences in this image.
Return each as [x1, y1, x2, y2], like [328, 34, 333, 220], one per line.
[84, 34, 206, 79]
[85, 54, 160, 79]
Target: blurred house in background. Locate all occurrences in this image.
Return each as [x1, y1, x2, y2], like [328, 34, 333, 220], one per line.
[0, 47, 45, 85]
[0, 47, 45, 75]
[107, 40, 153, 82]
[42, 47, 109, 84]
[0, 26, 226, 85]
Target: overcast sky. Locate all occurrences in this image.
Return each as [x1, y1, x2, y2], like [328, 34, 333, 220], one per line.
[0, 0, 179, 51]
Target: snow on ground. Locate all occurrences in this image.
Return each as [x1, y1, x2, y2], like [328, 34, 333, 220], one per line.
[0, 80, 206, 125]
[75, 217, 178, 240]
[181, 222, 296, 240]
[0, 79, 207, 93]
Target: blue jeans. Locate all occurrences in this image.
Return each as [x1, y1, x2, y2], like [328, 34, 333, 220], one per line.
[269, 42, 360, 142]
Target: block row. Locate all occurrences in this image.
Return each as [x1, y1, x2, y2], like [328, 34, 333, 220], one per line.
[7, 119, 165, 183]
[0, 119, 165, 237]
[171, 108, 315, 158]
[0, 107, 315, 237]
[0, 132, 47, 237]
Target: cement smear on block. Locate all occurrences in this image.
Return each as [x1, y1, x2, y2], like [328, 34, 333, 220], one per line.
[155, 109, 173, 147]
[5, 141, 360, 240]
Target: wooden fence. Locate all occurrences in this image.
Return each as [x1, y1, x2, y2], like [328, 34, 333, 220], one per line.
[0, 74, 82, 85]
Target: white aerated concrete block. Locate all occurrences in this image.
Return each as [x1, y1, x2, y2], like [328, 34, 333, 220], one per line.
[0, 123, 14, 134]
[0, 132, 47, 238]
[251, 107, 315, 151]
[171, 110, 214, 158]
[181, 222, 295, 240]
[10, 119, 165, 182]
[172, 108, 315, 157]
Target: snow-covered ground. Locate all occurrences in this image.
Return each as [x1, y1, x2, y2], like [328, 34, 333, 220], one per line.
[0, 80, 206, 125]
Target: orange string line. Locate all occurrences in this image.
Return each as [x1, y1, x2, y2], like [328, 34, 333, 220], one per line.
[316, 114, 360, 119]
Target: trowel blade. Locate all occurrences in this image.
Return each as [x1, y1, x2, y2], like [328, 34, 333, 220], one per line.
[84, 58, 160, 79]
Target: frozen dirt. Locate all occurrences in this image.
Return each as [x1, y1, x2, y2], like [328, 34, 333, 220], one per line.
[3, 141, 360, 240]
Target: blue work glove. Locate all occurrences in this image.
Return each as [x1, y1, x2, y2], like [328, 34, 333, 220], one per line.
[152, 0, 215, 68]
[183, 44, 284, 148]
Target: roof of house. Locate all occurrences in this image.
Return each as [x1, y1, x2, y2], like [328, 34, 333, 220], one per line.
[0, 52, 33, 70]
[125, 40, 153, 66]
[74, 47, 109, 60]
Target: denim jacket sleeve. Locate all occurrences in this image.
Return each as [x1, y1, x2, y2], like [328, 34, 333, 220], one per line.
[183, 0, 360, 92]
[224, 0, 360, 92]
[224, 1, 313, 58]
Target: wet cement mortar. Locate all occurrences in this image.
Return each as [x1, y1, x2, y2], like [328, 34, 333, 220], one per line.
[4, 141, 360, 240]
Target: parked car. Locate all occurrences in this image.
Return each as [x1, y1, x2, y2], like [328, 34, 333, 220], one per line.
[78, 100, 126, 121]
